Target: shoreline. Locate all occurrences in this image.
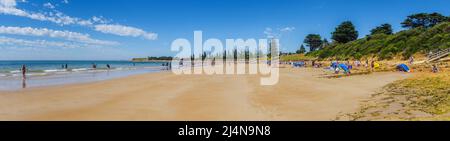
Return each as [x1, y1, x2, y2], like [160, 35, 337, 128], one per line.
[0, 66, 165, 91]
[0, 68, 411, 120]
[131, 60, 172, 63]
[0, 71, 173, 93]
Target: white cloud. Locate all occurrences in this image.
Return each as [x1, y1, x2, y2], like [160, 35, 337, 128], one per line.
[264, 27, 277, 38]
[62, 0, 69, 4]
[95, 24, 158, 40]
[91, 16, 108, 24]
[0, 0, 158, 41]
[0, 1, 91, 26]
[0, 0, 17, 7]
[264, 26, 295, 38]
[0, 26, 119, 46]
[0, 36, 83, 48]
[43, 2, 55, 9]
[280, 27, 296, 32]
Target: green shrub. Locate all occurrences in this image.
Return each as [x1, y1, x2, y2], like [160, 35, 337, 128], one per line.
[308, 22, 450, 60]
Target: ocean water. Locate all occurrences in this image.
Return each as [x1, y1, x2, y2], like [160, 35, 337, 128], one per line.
[0, 60, 167, 90]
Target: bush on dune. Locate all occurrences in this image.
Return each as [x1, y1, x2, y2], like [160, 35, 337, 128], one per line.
[281, 54, 316, 61]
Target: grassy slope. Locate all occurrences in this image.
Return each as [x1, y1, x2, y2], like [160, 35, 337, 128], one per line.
[308, 22, 450, 60]
[280, 54, 316, 61]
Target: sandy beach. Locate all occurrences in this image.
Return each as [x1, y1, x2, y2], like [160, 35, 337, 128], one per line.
[0, 68, 411, 121]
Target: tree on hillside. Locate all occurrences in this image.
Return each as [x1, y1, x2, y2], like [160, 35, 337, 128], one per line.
[370, 23, 393, 35]
[401, 12, 448, 29]
[322, 38, 330, 48]
[304, 34, 323, 52]
[331, 21, 359, 43]
[296, 44, 306, 54]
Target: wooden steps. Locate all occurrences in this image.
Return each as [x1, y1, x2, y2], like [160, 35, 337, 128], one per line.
[427, 48, 450, 62]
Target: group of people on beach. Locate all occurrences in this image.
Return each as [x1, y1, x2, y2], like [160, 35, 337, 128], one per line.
[337, 59, 383, 75]
[312, 61, 323, 68]
[161, 62, 172, 70]
[330, 61, 352, 75]
[19, 63, 115, 78]
[91, 63, 111, 69]
[287, 57, 443, 74]
[62, 64, 68, 69]
[288, 60, 322, 68]
[287, 59, 384, 75]
[60, 63, 111, 70]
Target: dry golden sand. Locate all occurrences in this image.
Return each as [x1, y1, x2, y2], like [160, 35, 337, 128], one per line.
[0, 68, 411, 121]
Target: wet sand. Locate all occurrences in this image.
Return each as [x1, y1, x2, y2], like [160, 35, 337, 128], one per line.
[0, 68, 410, 120]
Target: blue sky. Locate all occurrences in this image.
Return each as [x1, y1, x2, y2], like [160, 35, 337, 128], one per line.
[0, 0, 449, 60]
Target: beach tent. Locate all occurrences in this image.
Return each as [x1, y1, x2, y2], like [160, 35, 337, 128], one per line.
[339, 63, 350, 72]
[331, 62, 339, 68]
[293, 61, 305, 67]
[397, 64, 410, 72]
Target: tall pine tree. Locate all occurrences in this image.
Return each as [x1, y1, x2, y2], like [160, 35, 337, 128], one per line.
[331, 21, 359, 43]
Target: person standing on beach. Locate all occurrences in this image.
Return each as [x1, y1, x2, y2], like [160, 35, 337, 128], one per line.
[21, 65, 27, 88]
[370, 60, 375, 71]
[334, 66, 340, 74]
[161, 63, 166, 70]
[365, 60, 369, 68]
[107, 64, 111, 69]
[65, 64, 68, 69]
[21, 65, 27, 79]
[409, 56, 414, 65]
[354, 60, 360, 67]
[92, 63, 97, 69]
[432, 64, 439, 73]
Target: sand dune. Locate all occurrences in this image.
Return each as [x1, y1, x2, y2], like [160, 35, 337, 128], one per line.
[0, 68, 410, 121]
